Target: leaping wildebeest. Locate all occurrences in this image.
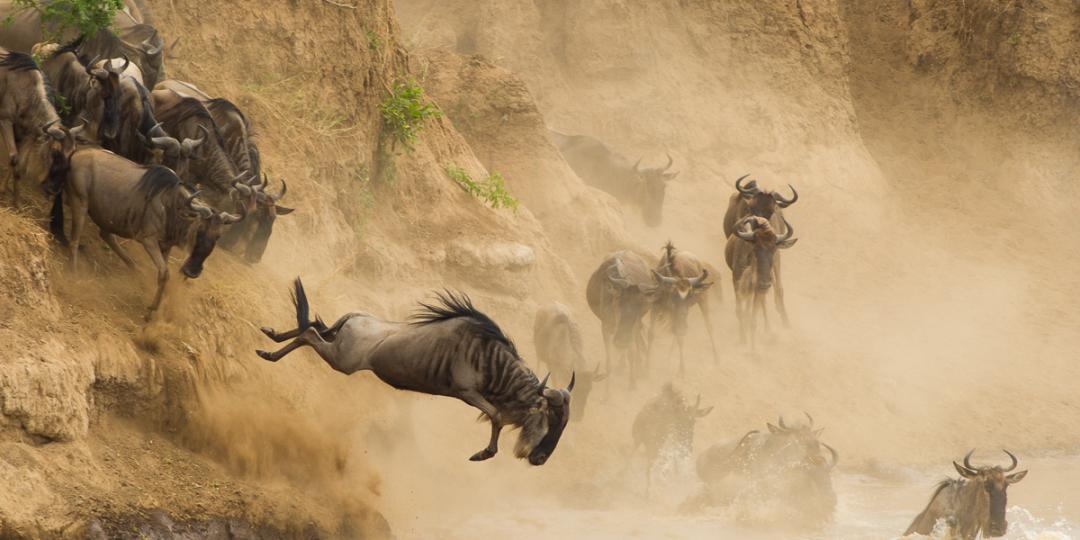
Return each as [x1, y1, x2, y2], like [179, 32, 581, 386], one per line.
[586, 250, 659, 385]
[725, 216, 796, 346]
[647, 241, 719, 373]
[631, 383, 713, 495]
[904, 450, 1028, 539]
[0, 49, 73, 205]
[548, 129, 678, 227]
[257, 279, 574, 466]
[52, 147, 244, 315]
[533, 302, 606, 421]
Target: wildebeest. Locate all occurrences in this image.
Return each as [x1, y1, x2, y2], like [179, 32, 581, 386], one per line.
[631, 383, 713, 495]
[52, 147, 243, 315]
[586, 250, 658, 385]
[648, 241, 719, 373]
[257, 280, 574, 466]
[0, 0, 167, 87]
[38, 40, 121, 143]
[905, 450, 1028, 539]
[722, 174, 798, 238]
[549, 129, 678, 227]
[0, 49, 70, 204]
[91, 57, 165, 163]
[689, 414, 838, 528]
[725, 216, 796, 346]
[155, 79, 260, 179]
[533, 302, 606, 421]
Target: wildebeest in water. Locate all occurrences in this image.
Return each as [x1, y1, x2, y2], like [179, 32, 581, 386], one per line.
[905, 450, 1027, 539]
[533, 302, 606, 422]
[631, 383, 713, 495]
[688, 414, 838, 529]
[548, 128, 678, 227]
[257, 279, 574, 465]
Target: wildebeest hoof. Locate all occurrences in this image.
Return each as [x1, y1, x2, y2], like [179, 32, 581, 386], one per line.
[260, 326, 276, 338]
[255, 350, 276, 361]
[469, 449, 496, 461]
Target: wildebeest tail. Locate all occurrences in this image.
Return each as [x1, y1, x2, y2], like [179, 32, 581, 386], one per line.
[48, 191, 68, 246]
[291, 277, 314, 332]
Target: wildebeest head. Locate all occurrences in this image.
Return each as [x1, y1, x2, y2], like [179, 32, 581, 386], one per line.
[953, 449, 1027, 537]
[633, 153, 678, 227]
[87, 56, 129, 141]
[763, 413, 839, 472]
[177, 190, 245, 278]
[640, 384, 713, 457]
[517, 373, 574, 466]
[734, 216, 797, 291]
[244, 174, 294, 263]
[652, 266, 711, 337]
[607, 258, 658, 347]
[735, 174, 798, 222]
[30, 120, 85, 195]
[569, 365, 606, 422]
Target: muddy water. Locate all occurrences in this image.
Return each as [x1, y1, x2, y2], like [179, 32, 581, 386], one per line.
[392, 455, 1079, 540]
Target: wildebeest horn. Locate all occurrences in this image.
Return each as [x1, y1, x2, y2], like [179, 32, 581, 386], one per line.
[220, 210, 244, 224]
[777, 217, 794, 243]
[538, 372, 550, 392]
[735, 174, 756, 195]
[736, 226, 756, 242]
[185, 190, 202, 207]
[41, 118, 65, 140]
[773, 184, 799, 207]
[69, 123, 86, 138]
[85, 55, 101, 73]
[823, 443, 839, 469]
[689, 268, 708, 287]
[567, 372, 575, 393]
[963, 448, 976, 471]
[1002, 449, 1018, 472]
[152, 135, 180, 155]
[233, 182, 252, 196]
[181, 132, 205, 155]
[804, 411, 814, 428]
[143, 35, 163, 56]
[633, 158, 642, 174]
[651, 269, 676, 286]
[273, 179, 287, 201]
[663, 152, 674, 171]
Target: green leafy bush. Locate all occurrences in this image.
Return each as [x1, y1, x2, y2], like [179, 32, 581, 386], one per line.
[446, 164, 519, 211]
[379, 80, 440, 148]
[7, 0, 123, 38]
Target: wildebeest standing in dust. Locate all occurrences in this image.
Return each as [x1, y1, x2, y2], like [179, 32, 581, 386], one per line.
[586, 250, 658, 386]
[257, 279, 574, 465]
[648, 241, 719, 373]
[631, 383, 713, 496]
[549, 128, 678, 227]
[725, 216, 797, 347]
[689, 414, 838, 528]
[533, 302, 606, 421]
[905, 450, 1028, 539]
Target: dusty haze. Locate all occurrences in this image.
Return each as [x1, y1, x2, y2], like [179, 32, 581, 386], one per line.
[0, 0, 1077, 538]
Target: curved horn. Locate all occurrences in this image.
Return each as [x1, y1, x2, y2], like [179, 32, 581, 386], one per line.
[147, 121, 167, 138]
[85, 55, 102, 75]
[233, 181, 252, 196]
[273, 179, 287, 201]
[777, 216, 794, 243]
[538, 372, 550, 392]
[151, 135, 180, 155]
[142, 35, 163, 56]
[736, 227, 756, 242]
[804, 411, 814, 428]
[663, 152, 674, 171]
[963, 449, 976, 471]
[633, 158, 642, 174]
[118, 55, 130, 73]
[689, 268, 708, 287]
[185, 190, 202, 207]
[773, 184, 799, 208]
[735, 174, 756, 195]
[220, 210, 244, 225]
[181, 131, 206, 155]
[567, 372, 576, 393]
[651, 269, 677, 285]
[823, 443, 839, 469]
[39, 118, 61, 135]
[1002, 449, 1018, 472]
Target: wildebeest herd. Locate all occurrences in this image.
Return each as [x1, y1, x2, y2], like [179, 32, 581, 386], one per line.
[0, 5, 1029, 538]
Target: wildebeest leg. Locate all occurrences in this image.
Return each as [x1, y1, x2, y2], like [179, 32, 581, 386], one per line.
[68, 197, 90, 272]
[698, 298, 720, 363]
[101, 232, 136, 269]
[141, 238, 169, 316]
[772, 258, 790, 327]
[458, 389, 502, 461]
[0, 120, 18, 205]
[601, 318, 615, 374]
[676, 333, 685, 376]
[256, 326, 336, 363]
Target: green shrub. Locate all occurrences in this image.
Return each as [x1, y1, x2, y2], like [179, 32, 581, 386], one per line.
[379, 80, 440, 148]
[6, 0, 124, 38]
[446, 164, 519, 212]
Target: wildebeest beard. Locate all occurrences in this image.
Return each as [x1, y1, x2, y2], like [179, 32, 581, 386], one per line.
[514, 393, 571, 466]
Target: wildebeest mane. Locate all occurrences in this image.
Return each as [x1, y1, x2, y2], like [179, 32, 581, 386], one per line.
[0, 51, 39, 72]
[206, 98, 250, 129]
[135, 165, 181, 200]
[55, 36, 86, 59]
[412, 291, 518, 355]
[156, 96, 228, 148]
[905, 478, 962, 535]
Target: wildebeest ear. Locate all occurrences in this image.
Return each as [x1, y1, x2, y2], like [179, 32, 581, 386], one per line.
[953, 461, 979, 479]
[1006, 470, 1028, 484]
[766, 423, 781, 434]
[695, 406, 714, 418]
[778, 238, 798, 249]
[275, 205, 295, 215]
